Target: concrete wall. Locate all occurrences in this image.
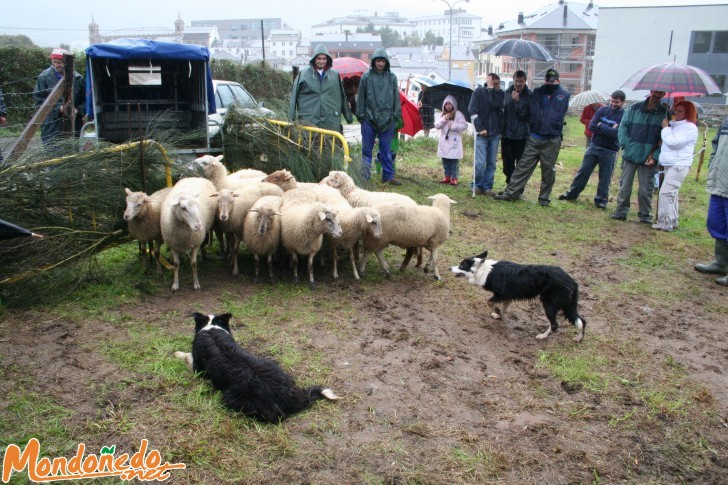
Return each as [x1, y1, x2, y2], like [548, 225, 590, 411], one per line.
[592, 4, 728, 103]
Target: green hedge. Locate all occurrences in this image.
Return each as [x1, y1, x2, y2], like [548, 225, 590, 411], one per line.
[0, 46, 86, 127]
[210, 59, 293, 114]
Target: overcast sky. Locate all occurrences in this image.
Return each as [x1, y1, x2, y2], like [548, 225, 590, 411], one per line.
[0, 0, 722, 50]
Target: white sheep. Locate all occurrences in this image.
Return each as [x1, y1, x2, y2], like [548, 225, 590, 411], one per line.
[327, 206, 382, 280]
[123, 187, 171, 272]
[213, 182, 284, 276]
[324, 171, 417, 208]
[281, 201, 342, 289]
[243, 195, 283, 283]
[160, 177, 218, 292]
[359, 194, 456, 281]
[262, 169, 320, 191]
[195, 154, 267, 190]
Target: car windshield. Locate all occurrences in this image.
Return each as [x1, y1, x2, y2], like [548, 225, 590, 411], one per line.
[230, 85, 258, 109]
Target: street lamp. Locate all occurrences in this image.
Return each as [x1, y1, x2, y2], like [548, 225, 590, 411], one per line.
[438, 0, 469, 81]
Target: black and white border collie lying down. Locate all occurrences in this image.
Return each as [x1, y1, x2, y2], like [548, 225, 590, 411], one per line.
[175, 313, 339, 423]
[450, 250, 586, 342]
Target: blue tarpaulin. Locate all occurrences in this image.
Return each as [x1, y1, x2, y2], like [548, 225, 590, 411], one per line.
[84, 38, 216, 118]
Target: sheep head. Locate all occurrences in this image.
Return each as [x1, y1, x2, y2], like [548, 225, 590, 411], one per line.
[364, 208, 382, 239]
[171, 194, 204, 232]
[320, 207, 342, 238]
[212, 189, 237, 222]
[123, 189, 149, 221]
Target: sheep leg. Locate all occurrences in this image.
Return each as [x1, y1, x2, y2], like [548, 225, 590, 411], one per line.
[400, 247, 416, 271]
[253, 254, 260, 284]
[307, 253, 317, 290]
[230, 234, 241, 276]
[358, 249, 370, 276]
[267, 254, 277, 285]
[190, 247, 202, 290]
[151, 240, 162, 273]
[375, 249, 391, 277]
[171, 249, 181, 292]
[291, 253, 299, 284]
[427, 247, 441, 281]
[349, 248, 360, 280]
[332, 246, 339, 280]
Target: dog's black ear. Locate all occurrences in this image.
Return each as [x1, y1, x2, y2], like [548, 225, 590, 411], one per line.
[192, 313, 209, 332]
[476, 250, 489, 259]
[214, 313, 233, 332]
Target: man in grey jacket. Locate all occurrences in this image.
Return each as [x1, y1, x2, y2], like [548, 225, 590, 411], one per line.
[694, 116, 728, 285]
[356, 48, 402, 184]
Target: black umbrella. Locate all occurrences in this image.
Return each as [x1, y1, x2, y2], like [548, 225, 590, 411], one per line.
[0, 218, 44, 240]
[422, 83, 474, 122]
[481, 38, 556, 62]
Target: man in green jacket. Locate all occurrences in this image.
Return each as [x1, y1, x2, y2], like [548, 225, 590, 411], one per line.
[288, 44, 352, 133]
[33, 48, 86, 145]
[611, 90, 668, 223]
[356, 48, 402, 184]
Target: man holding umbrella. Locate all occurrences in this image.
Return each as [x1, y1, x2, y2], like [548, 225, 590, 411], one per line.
[610, 90, 667, 223]
[468, 73, 505, 195]
[495, 69, 570, 206]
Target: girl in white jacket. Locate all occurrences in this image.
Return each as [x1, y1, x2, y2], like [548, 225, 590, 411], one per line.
[653, 101, 699, 231]
[435, 95, 468, 186]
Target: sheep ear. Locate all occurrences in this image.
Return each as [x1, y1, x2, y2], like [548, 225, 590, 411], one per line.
[247, 208, 258, 213]
[125, 187, 133, 195]
[365, 214, 373, 223]
[170, 196, 182, 206]
[215, 155, 224, 162]
[274, 211, 283, 216]
[210, 192, 219, 198]
[318, 211, 326, 221]
[449, 198, 457, 204]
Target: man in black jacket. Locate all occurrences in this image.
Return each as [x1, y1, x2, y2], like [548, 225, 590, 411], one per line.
[559, 90, 626, 209]
[468, 73, 505, 195]
[500, 70, 530, 189]
[495, 69, 570, 206]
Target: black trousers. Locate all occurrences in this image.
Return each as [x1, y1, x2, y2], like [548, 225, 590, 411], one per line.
[501, 137, 528, 184]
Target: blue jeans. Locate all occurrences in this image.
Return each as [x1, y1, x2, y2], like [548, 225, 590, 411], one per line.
[473, 134, 500, 191]
[565, 145, 618, 205]
[361, 120, 395, 182]
[442, 158, 459, 179]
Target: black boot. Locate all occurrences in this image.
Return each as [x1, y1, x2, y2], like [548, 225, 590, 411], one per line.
[694, 239, 728, 274]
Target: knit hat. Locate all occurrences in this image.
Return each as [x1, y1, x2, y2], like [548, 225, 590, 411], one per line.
[50, 48, 69, 59]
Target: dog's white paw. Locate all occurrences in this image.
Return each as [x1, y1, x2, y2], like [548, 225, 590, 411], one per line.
[536, 329, 552, 340]
[173, 351, 189, 360]
[490, 312, 501, 319]
[321, 388, 341, 401]
[573, 334, 584, 342]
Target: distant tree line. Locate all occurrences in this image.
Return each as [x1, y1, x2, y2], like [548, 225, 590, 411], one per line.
[356, 24, 444, 48]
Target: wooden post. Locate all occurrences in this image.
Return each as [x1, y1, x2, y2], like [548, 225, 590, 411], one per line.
[62, 53, 76, 137]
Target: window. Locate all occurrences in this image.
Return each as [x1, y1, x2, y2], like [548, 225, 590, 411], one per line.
[715, 31, 728, 53]
[692, 31, 711, 54]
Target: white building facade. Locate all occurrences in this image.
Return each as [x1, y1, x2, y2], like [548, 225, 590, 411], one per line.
[591, 4, 728, 103]
[412, 9, 482, 47]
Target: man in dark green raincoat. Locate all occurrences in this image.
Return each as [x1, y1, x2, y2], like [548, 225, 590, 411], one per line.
[356, 48, 402, 184]
[33, 48, 85, 145]
[288, 44, 352, 133]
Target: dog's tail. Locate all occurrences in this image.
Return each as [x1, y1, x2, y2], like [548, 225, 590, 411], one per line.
[565, 284, 586, 342]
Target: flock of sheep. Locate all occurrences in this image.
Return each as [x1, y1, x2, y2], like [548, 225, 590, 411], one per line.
[123, 155, 457, 292]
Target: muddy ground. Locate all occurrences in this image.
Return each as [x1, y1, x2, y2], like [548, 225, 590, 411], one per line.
[1, 209, 727, 484]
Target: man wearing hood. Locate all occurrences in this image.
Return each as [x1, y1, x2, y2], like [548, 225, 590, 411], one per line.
[289, 44, 352, 133]
[495, 69, 570, 206]
[356, 48, 402, 184]
[33, 48, 85, 145]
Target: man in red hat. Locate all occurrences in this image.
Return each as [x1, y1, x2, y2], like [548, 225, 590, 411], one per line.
[33, 48, 85, 145]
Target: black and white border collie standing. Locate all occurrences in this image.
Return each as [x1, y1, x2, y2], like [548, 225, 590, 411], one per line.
[174, 313, 339, 423]
[450, 250, 586, 342]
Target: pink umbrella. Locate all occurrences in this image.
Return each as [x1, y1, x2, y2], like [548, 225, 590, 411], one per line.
[332, 57, 369, 80]
[622, 62, 721, 96]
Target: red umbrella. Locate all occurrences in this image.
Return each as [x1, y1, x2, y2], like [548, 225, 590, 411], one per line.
[332, 57, 369, 80]
[621, 62, 721, 96]
[398, 92, 423, 137]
